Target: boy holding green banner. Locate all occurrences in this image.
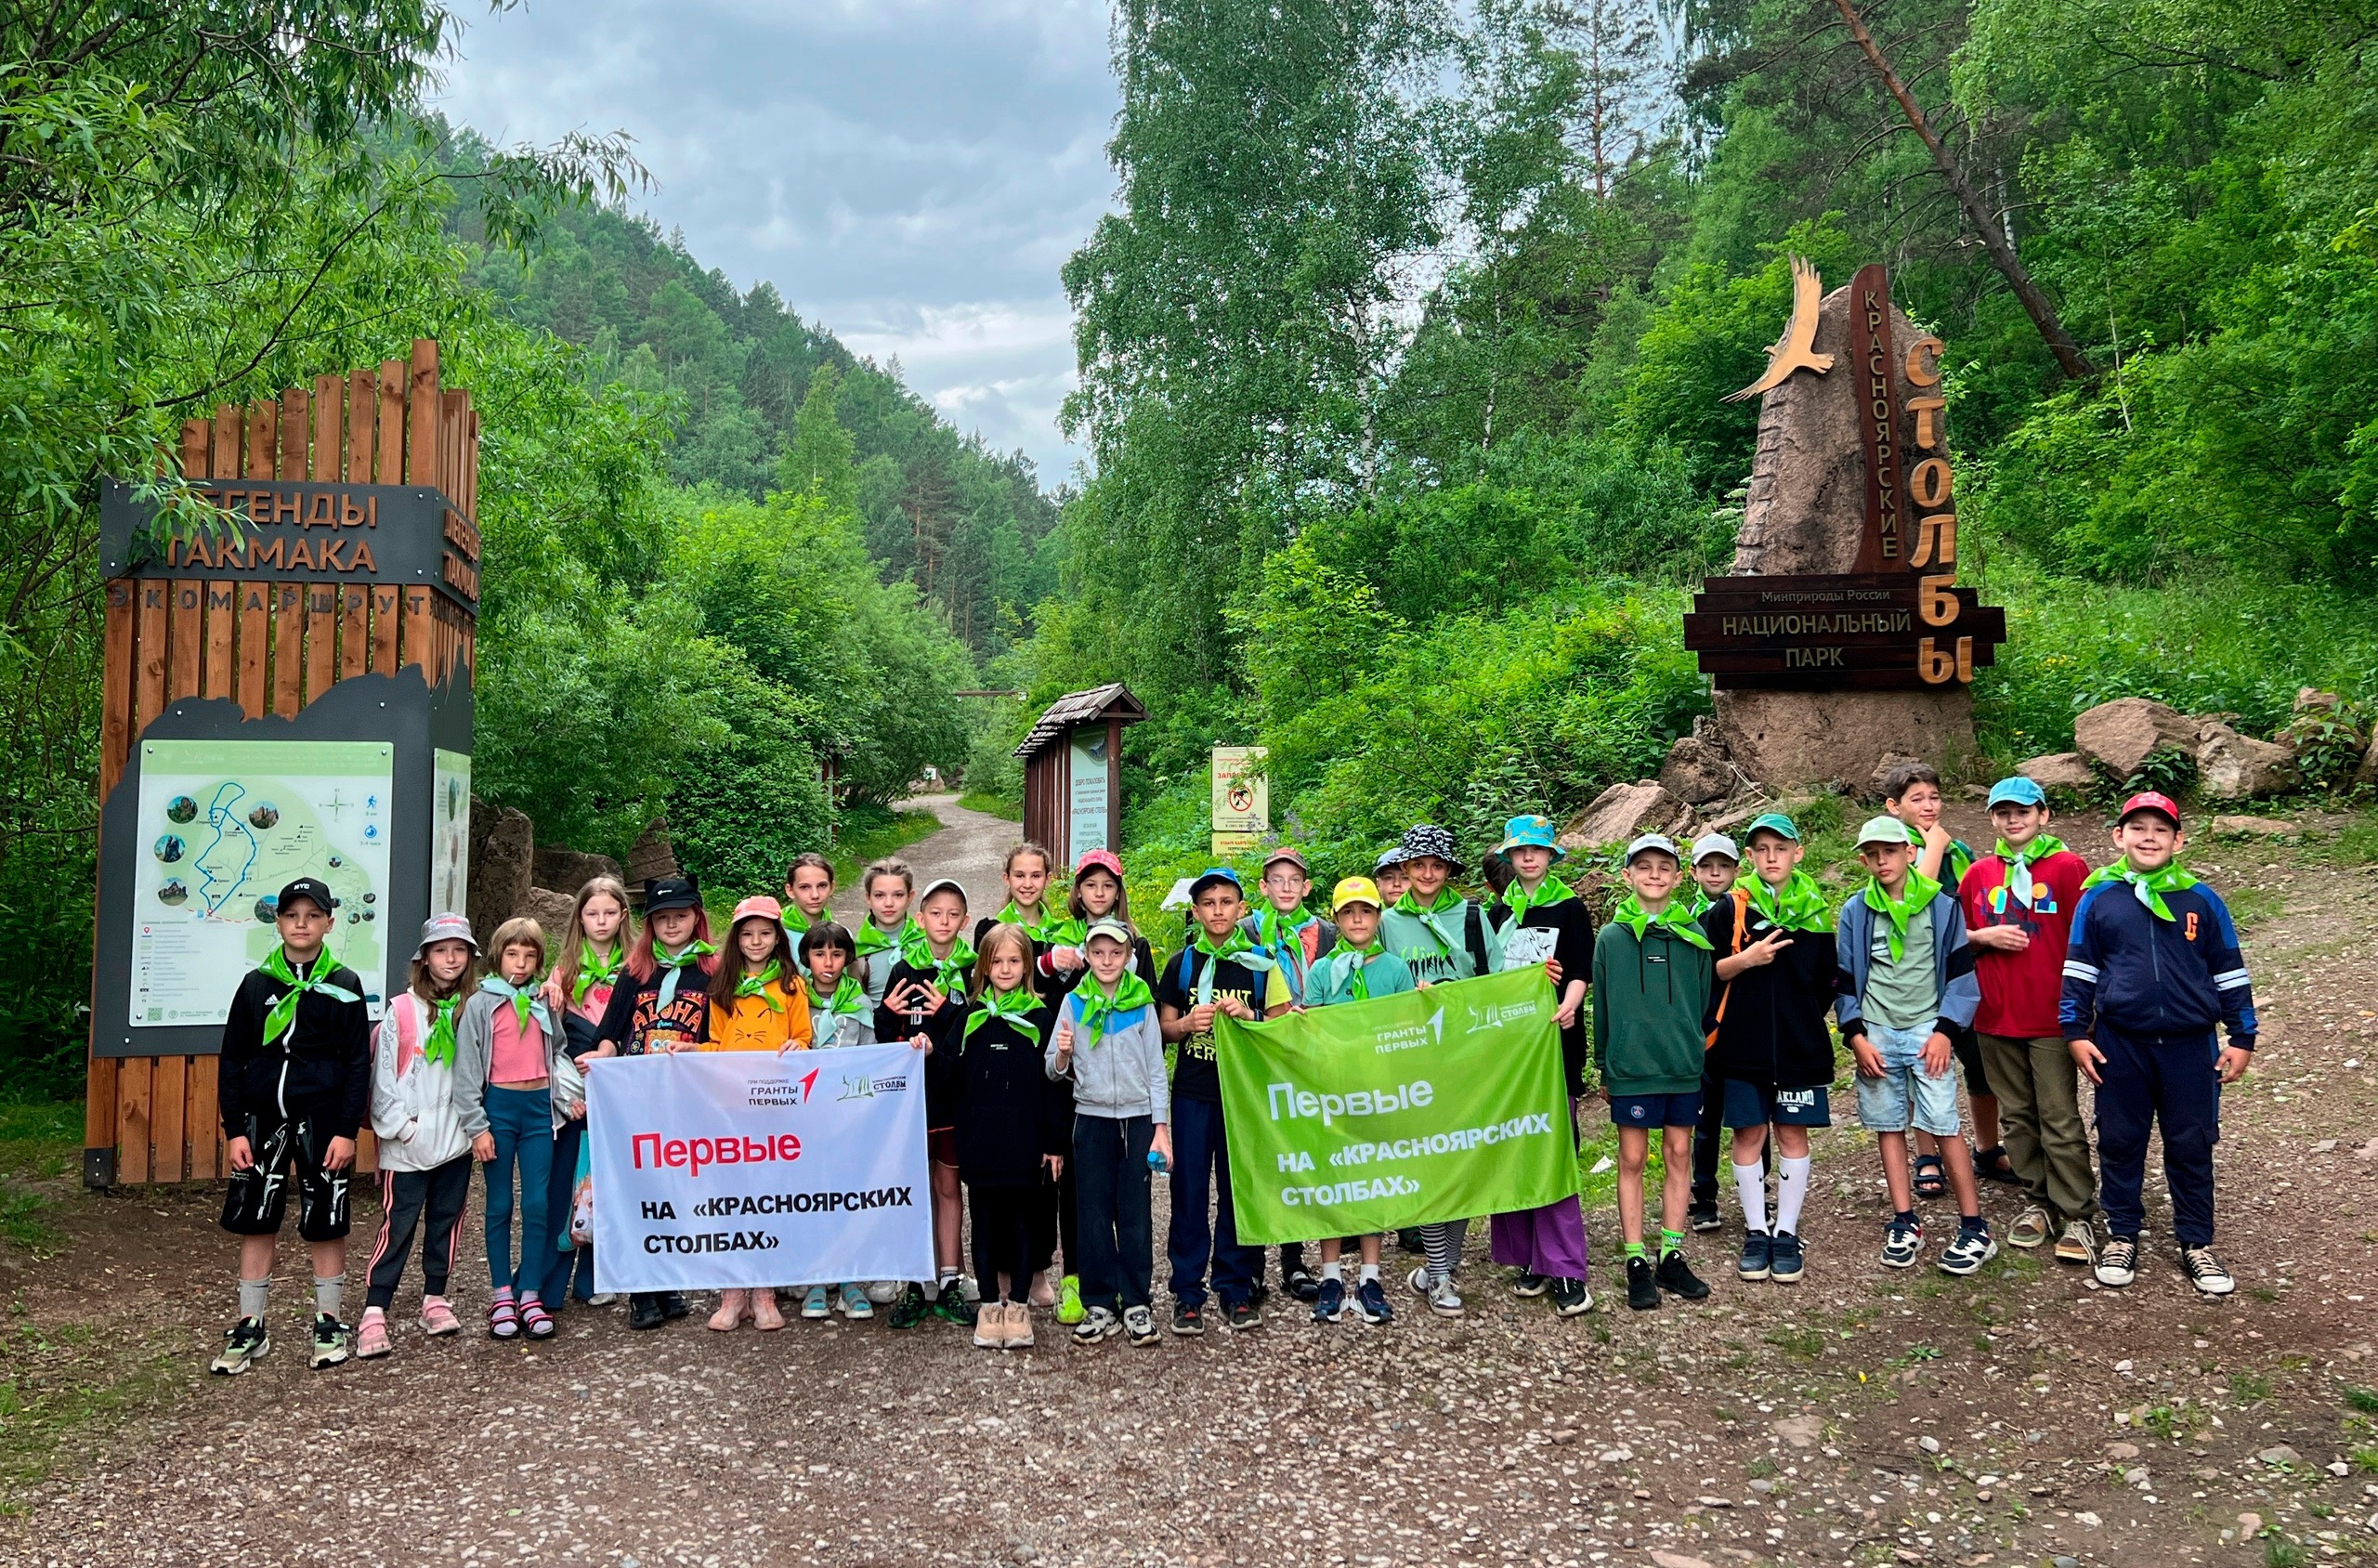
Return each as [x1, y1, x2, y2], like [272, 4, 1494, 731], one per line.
[1298, 877, 1410, 1326]
[1156, 868, 1291, 1334]
[1592, 834, 1716, 1313]
[1486, 817, 1595, 1317]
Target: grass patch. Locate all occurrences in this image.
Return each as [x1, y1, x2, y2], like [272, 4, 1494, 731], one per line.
[956, 789, 1022, 822]
[2265, 1535, 2309, 1568]
[2314, 817, 2378, 867]
[830, 803, 945, 888]
[0, 1102, 79, 1260]
[2231, 1372, 2274, 1405]
[2352, 1447, 2378, 1474]
[1763, 1325, 1826, 1362]
[2345, 1386, 2378, 1416]
[0, 1325, 188, 1512]
[2223, 884, 2288, 931]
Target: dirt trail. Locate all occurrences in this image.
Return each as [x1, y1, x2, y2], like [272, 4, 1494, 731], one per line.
[2, 809, 2375, 1568]
[831, 791, 1020, 925]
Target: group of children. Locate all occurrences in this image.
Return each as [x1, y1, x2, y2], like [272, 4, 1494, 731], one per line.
[207, 762, 2260, 1372]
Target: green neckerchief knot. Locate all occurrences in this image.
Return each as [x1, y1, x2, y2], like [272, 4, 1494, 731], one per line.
[965, 986, 1041, 1049]
[1392, 886, 1467, 955]
[997, 902, 1071, 946]
[652, 940, 716, 1012]
[1313, 939, 1389, 1001]
[1862, 871, 1942, 962]
[805, 973, 869, 1037]
[260, 947, 359, 1048]
[734, 960, 787, 1012]
[1993, 835, 2069, 909]
[856, 916, 921, 958]
[1744, 869, 1833, 934]
[423, 994, 460, 1067]
[1902, 820, 1974, 882]
[479, 974, 553, 1037]
[1685, 885, 1716, 919]
[1072, 972, 1156, 1044]
[1611, 895, 1714, 950]
[1506, 877, 1575, 924]
[1039, 914, 1090, 951]
[901, 929, 977, 993]
[785, 905, 824, 934]
[571, 944, 622, 1008]
[2083, 856, 2199, 921]
[1191, 925, 1274, 1006]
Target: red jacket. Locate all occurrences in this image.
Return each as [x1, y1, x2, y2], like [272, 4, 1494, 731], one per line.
[1959, 847, 2090, 1039]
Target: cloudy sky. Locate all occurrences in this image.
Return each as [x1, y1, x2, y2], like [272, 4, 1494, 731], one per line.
[433, 0, 1119, 484]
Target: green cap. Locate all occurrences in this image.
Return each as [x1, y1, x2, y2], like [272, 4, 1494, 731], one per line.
[1856, 814, 1914, 848]
[1744, 812, 1799, 843]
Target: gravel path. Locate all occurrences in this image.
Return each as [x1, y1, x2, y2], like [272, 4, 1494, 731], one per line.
[830, 792, 1020, 926]
[5, 808, 2376, 1568]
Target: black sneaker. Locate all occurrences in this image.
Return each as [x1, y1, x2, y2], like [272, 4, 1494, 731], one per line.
[308, 1313, 350, 1370]
[1395, 1228, 1425, 1254]
[1549, 1277, 1592, 1316]
[1510, 1270, 1549, 1298]
[659, 1291, 689, 1321]
[628, 1293, 666, 1331]
[1311, 1278, 1348, 1324]
[210, 1315, 269, 1376]
[931, 1285, 976, 1326]
[1737, 1230, 1772, 1282]
[887, 1282, 930, 1330]
[1769, 1231, 1806, 1284]
[1285, 1266, 1320, 1304]
[1688, 1199, 1723, 1234]
[1171, 1301, 1205, 1337]
[1224, 1297, 1261, 1331]
[1625, 1256, 1659, 1311]
[2178, 1245, 2234, 1296]
[2095, 1235, 2139, 1288]
[1655, 1250, 1710, 1300]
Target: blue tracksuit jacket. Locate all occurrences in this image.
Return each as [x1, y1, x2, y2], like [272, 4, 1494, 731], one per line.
[2058, 878, 2258, 1047]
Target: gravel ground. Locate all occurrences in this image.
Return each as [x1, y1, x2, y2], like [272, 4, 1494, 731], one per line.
[830, 792, 1017, 928]
[5, 806, 2376, 1568]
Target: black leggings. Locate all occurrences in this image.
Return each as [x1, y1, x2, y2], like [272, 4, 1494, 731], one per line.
[1029, 1165, 1075, 1279]
[364, 1154, 472, 1310]
[971, 1183, 1037, 1302]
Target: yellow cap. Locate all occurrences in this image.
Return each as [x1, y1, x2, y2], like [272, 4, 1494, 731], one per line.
[1331, 876, 1383, 914]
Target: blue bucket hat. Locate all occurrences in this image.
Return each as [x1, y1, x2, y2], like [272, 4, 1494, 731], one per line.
[1496, 814, 1564, 862]
[1986, 776, 2049, 809]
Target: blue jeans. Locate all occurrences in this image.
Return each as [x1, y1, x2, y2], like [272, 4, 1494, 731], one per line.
[482, 1086, 554, 1294]
[1166, 1096, 1258, 1308]
[2094, 1027, 2220, 1246]
[1073, 1114, 1155, 1313]
[537, 1117, 594, 1303]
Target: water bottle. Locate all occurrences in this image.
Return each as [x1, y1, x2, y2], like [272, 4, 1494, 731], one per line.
[1148, 1147, 1169, 1175]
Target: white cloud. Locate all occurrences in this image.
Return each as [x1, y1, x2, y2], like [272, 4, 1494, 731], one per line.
[432, 0, 1117, 479]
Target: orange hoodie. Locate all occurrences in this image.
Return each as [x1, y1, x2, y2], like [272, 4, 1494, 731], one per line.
[706, 978, 813, 1053]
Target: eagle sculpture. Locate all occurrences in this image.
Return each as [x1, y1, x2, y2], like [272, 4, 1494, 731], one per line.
[1722, 255, 1835, 402]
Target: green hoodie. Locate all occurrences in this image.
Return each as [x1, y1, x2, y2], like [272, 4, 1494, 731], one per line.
[1590, 917, 1715, 1097]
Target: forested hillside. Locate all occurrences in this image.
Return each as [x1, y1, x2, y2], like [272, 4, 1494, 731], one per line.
[1009, 0, 2378, 885]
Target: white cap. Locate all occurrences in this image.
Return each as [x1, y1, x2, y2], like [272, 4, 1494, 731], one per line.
[1624, 833, 1681, 865]
[1692, 833, 1740, 865]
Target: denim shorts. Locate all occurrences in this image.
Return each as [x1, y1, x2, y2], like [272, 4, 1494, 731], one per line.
[1853, 1022, 1961, 1135]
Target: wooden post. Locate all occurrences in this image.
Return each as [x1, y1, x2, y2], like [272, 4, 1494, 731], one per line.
[310, 375, 341, 481]
[346, 370, 374, 484]
[375, 360, 405, 483]
[405, 340, 438, 485]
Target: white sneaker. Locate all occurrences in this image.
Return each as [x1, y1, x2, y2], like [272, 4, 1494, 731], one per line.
[1073, 1305, 1120, 1342]
[837, 1282, 873, 1319]
[864, 1280, 901, 1305]
[2095, 1235, 2139, 1288]
[2179, 1245, 2234, 1296]
[1406, 1265, 1462, 1316]
[801, 1285, 832, 1319]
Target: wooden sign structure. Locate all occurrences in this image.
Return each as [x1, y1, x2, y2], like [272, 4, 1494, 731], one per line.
[86, 340, 479, 1188]
[1015, 684, 1146, 866]
[1685, 263, 2005, 690]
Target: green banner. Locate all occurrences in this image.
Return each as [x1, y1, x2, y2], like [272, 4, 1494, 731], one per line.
[1216, 968, 1577, 1245]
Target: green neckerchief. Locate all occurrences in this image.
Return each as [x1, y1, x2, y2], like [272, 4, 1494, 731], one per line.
[479, 973, 553, 1037]
[1505, 877, 1575, 925]
[1073, 972, 1156, 1044]
[805, 973, 869, 1036]
[901, 929, 977, 993]
[651, 940, 716, 1012]
[965, 986, 1042, 1049]
[856, 916, 921, 958]
[2082, 856, 2199, 922]
[1744, 869, 1832, 934]
[1610, 895, 1714, 950]
[571, 943, 622, 1008]
[733, 960, 788, 1012]
[260, 947, 359, 1047]
[1902, 820, 1974, 882]
[1190, 924, 1275, 1006]
[1861, 871, 1942, 962]
[1312, 939, 1389, 1001]
[419, 993, 460, 1067]
[1392, 886, 1467, 955]
[1992, 835, 2069, 910]
[1685, 885, 1715, 919]
[785, 904, 829, 934]
[1039, 914, 1090, 950]
[997, 901, 1069, 946]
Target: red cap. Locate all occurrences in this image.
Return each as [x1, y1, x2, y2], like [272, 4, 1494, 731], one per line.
[2116, 791, 2183, 828]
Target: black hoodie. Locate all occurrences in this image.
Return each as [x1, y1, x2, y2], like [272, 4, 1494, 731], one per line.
[217, 957, 372, 1139]
[1699, 887, 1840, 1091]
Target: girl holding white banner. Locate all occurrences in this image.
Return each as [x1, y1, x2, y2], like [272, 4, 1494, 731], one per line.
[700, 895, 814, 1331]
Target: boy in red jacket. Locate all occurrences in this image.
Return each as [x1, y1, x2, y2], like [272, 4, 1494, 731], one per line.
[1960, 777, 2097, 1262]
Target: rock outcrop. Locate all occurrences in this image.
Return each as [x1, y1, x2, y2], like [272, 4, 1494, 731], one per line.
[2071, 698, 2197, 780]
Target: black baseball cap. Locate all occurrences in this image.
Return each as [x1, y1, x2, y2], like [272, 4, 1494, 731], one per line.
[644, 875, 701, 913]
[276, 877, 334, 916]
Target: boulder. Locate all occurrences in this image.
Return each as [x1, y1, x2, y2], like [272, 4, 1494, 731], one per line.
[2196, 722, 2298, 801]
[2018, 751, 2097, 793]
[519, 885, 579, 946]
[466, 798, 533, 945]
[2209, 815, 2299, 838]
[1559, 781, 1688, 850]
[1658, 736, 1737, 805]
[1711, 686, 1976, 792]
[2294, 686, 2343, 715]
[533, 844, 626, 896]
[624, 817, 681, 900]
[2356, 729, 2378, 790]
[1866, 751, 1926, 801]
[2072, 698, 2196, 780]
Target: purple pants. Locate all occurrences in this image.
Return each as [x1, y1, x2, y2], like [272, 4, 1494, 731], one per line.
[1490, 1196, 1590, 1280]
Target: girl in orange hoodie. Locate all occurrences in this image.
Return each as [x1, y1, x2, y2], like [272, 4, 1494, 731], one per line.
[700, 895, 813, 1330]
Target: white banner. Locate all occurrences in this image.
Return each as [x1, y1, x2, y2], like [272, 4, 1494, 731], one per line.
[585, 1046, 933, 1294]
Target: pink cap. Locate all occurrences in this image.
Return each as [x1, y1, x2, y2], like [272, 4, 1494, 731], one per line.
[1074, 848, 1123, 881]
[730, 894, 785, 925]
[2116, 791, 2183, 828]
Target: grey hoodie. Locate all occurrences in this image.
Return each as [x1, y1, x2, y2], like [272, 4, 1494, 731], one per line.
[1045, 986, 1169, 1122]
[369, 992, 472, 1171]
[452, 987, 565, 1141]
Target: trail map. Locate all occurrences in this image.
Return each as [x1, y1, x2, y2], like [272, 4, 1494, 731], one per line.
[130, 738, 393, 1026]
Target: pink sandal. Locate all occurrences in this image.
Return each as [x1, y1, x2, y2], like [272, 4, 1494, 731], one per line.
[419, 1296, 462, 1338]
[488, 1292, 520, 1339]
[356, 1310, 393, 1359]
[520, 1296, 555, 1339]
